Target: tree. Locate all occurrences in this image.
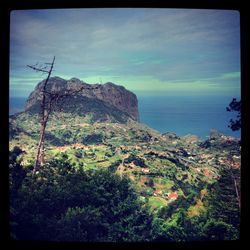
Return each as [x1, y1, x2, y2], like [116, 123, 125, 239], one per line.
[208, 167, 240, 230]
[226, 98, 241, 131]
[27, 57, 85, 174]
[27, 56, 55, 174]
[203, 219, 239, 240]
[9, 146, 26, 196]
[10, 159, 154, 241]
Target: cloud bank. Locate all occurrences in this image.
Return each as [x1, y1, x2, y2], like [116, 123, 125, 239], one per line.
[10, 8, 240, 97]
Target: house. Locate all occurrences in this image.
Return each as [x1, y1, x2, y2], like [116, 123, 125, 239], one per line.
[141, 168, 150, 173]
[153, 190, 162, 196]
[203, 168, 210, 177]
[167, 192, 178, 201]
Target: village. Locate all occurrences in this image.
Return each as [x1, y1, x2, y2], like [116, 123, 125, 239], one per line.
[10, 112, 241, 213]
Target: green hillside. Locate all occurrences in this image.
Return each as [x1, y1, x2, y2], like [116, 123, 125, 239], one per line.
[9, 108, 240, 242]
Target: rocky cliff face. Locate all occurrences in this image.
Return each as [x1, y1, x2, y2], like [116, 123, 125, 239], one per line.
[25, 77, 139, 122]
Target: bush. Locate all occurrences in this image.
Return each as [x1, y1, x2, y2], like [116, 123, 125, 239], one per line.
[10, 159, 154, 242]
[124, 155, 146, 167]
[203, 219, 239, 240]
[83, 134, 103, 145]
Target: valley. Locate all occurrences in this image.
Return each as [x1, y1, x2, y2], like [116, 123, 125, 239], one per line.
[10, 110, 240, 215]
[9, 79, 241, 241]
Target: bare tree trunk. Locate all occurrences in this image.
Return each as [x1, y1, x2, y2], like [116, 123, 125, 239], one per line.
[40, 115, 49, 166]
[28, 56, 85, 175]
[40, 140, 45, 166]
[33, 116, 48, 174]
[32, 56, 55, 175]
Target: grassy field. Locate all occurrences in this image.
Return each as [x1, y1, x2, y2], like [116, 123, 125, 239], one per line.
[148, 197, 168, 210]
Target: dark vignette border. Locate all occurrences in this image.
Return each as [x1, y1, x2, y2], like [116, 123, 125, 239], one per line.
[0, 1, 247, 249]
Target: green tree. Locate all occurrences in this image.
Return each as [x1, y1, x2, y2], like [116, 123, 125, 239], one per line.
[226, 98, 241, 131]
[203, 219, 239, 240]
[9, 147, 26, 196]
[152, 210, 188, 242]
[207, 167, 240, 233]
[9, 147, 27, 240]
[10, 159, 154, 242]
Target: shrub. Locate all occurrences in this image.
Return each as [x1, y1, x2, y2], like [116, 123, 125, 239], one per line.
[10, 159, 154, 242]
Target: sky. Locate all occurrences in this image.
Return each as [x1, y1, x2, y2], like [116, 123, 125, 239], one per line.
[10, 8, 241, 98]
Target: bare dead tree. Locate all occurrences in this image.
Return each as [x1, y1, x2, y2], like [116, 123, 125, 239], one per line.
[27, 56, 55, 174]
[27, 56, 86, 174]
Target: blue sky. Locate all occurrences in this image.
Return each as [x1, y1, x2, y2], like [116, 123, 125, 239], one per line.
[10, 8, 240, 98]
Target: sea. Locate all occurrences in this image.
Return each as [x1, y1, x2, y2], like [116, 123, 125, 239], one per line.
[137, 95, 241, 140]
[9, 95, 241, 140]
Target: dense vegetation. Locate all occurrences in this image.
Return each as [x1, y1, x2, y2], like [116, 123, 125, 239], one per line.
[10, 145, 240, 242]
[10, 149, 153, 242]
[227, 98, 241, 131]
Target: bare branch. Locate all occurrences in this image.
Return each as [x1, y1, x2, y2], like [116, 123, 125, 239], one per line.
[27, 56, 56, 174]
[27, 65, 50, 73]
[27, 56, 95, 173]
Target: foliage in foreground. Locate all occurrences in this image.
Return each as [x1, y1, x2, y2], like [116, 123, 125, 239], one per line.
[9, 147, 239, 242]
[227, 98, 241, 131]
[10, 153, 153, 242]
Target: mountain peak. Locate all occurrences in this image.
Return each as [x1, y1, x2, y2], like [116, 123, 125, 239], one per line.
[69, 77, 82, 82]
[25, 77, 139, 122]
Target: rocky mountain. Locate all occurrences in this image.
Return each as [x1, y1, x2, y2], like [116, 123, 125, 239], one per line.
[25, 77, 139, 122]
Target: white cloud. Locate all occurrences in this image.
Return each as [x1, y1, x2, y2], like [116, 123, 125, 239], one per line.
[10, 8, 240, 97]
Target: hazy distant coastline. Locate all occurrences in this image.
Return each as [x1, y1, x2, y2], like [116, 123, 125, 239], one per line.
[10, 95, 240, 140]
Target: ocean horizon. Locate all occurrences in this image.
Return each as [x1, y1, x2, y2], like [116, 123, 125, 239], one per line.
[9, 95, 241, 140]
[138, 95, 240, 140]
